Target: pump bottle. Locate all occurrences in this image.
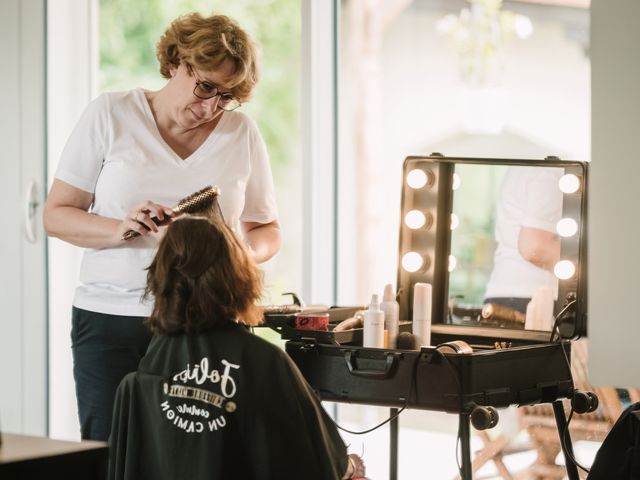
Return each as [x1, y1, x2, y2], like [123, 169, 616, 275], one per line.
[380, 284, 400, 348]
[363, 294, 385, 348]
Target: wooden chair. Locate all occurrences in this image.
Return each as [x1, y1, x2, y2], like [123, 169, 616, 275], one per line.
[464, 430, 519, 479]
[517, 339, 640, 479]
[456, 339, 639, 480]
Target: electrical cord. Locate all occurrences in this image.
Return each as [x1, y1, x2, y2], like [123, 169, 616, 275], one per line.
[561, 407, 592, 474]
[549, 299, 577, 342]
[410, 348, 467, 477]
[420, 347, 468, 477]
[430, 349, 464, 476]
[335, 405, 406, 435]
[545, 296, 592, 474]
[548, 299, 592, 472]
[555, 340, 592, 474]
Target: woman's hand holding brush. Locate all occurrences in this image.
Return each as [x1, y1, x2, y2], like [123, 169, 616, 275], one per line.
[120, 186, 220, 241]
[118, 201, 175, 241]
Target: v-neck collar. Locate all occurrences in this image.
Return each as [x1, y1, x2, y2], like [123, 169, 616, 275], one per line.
[137, 88, 227, 166]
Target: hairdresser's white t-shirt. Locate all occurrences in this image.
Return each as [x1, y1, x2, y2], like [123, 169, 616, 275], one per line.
[484, 166, 562, 300]
[55, 89, 278, 316]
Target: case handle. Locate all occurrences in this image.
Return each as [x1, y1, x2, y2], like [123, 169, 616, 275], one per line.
[344, 350, 401, 379]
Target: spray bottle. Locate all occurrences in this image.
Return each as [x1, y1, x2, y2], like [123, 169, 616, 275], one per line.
[380, 284, 400, 349]
[363, 294, 385, 348]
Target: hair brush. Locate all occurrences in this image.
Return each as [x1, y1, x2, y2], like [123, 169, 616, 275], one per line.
[121, 185, 221, 241]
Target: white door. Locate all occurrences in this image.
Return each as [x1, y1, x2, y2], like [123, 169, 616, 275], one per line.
[0, 0, 47, 435]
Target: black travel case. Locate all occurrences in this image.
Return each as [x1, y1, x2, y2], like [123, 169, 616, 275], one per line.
[270, 155, 588, 414]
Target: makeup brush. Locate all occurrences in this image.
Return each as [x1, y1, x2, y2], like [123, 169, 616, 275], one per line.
[121, 185, 221, 240]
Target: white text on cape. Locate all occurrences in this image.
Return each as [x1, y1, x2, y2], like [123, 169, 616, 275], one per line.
[173, 357, 240, 398]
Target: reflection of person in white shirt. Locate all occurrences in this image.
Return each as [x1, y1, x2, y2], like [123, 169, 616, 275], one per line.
[484, 166, 563, 314]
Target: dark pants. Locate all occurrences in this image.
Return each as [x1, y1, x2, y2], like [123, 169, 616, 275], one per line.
[71, 306, 152, 441]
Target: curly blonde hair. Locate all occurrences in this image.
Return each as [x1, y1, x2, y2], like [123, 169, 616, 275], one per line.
[156, 13, 259, 102]
[144, 217, 264, 335]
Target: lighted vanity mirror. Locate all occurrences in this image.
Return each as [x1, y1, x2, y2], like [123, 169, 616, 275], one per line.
[397, 156, 588, 342]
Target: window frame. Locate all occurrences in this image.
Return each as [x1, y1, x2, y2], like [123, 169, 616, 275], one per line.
[301, 0, 338, 305]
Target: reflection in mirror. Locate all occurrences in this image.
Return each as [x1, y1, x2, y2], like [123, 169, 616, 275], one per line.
[398, 156, 586, 338]
[448, 164, 565, 332]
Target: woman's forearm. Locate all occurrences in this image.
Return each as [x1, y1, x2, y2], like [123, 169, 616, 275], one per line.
[517, 226, 560, 271]
[44, 205, 124, 249]
[242, 221, 281, 264]
[44, 179, 174, 249]
[43, 178, 126, 249]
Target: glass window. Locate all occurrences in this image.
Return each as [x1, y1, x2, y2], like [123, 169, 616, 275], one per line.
[337, 1, 590, 477]
[337, 0, 589, 306]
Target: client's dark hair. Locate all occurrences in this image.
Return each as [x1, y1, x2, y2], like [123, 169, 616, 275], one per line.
[144, 217, 263, 335]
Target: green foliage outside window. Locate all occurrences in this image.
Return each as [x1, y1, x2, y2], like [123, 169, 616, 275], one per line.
[448, 164, 506, 305]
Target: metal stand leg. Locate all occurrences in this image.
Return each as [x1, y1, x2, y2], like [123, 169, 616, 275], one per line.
[390, 408, 398, 480]
[459, 413, 472, 480]
[552, 400, 580, 480]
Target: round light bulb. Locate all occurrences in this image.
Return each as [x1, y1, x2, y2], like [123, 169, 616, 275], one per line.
[450, 213, 459, 230]
[558, 174, 580, 194]
[407, 169, 427, 189]
[554, 260, 576, 280]
[402, 252, 424, 272]
[556, 218, 578, 237]
[452, 173, 461, 191]
[448, 255, 457, 272]
[405, 210, 426, 229]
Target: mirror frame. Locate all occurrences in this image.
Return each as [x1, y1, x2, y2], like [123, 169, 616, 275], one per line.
[397, 154, 588, 343]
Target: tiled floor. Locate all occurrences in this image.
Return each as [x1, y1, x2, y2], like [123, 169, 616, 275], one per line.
[336, 407, 599, 479]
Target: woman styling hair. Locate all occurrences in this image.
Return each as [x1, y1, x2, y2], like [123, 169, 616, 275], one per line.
[43, 12, 280, 441]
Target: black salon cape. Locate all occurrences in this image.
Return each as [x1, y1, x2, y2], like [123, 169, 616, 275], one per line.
[108, 322, 348, 480]
[587, 401, 640, 480]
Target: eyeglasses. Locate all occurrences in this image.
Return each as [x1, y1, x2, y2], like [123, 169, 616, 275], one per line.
[186, 64, 242, 112]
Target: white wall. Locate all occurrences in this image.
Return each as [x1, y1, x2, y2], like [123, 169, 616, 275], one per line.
[301, 0, 337, 304]
[589, 0, 640, 388]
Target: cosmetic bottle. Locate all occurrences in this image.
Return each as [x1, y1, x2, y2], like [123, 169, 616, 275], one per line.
[363, 294, 385, 348]
[380, 284, 400, 349]
[525, 286, 554, 331]
[412, 282, 432, 347]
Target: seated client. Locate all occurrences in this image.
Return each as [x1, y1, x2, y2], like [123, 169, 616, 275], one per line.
[108, 216, 365, 479]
